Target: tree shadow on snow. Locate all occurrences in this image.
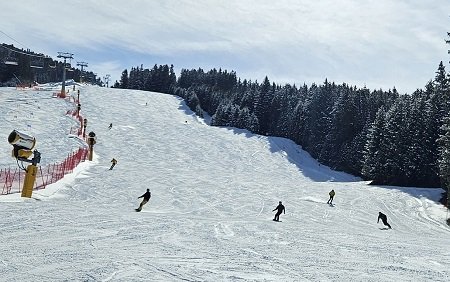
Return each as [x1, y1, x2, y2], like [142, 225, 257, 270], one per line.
[175, 97, 447, 206]
[177, 98, 212, 125]
[175, 96, 359, 183]
[224, 126, 360, 182]
[175, 99, 447, 206]
[264, 136, 361, 182]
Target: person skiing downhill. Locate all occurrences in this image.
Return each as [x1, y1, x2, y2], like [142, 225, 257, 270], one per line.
[327, 189, 335, 205]
[377, 212, 392, 229]
[272, 201, 285, 222]
[109, 158, 117, 170]
[136, 189, 151, 212]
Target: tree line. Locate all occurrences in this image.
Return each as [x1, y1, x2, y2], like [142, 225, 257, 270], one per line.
[113, 64, 177, 94]
[172, 67, 449, 191]
[112, 36, 450, 198]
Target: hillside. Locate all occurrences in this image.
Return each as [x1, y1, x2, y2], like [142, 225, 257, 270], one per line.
[0, 86, 449, 281]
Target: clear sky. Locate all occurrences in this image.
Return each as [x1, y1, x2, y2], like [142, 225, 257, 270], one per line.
[1, 0, 449, 93]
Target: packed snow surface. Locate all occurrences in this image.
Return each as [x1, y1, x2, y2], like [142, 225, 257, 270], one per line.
[0, 85, 449, 281]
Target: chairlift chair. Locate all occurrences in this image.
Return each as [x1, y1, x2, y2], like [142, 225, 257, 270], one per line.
[4, 50, 18, 65]
[4, 57, 18, 65]
[30, 57, 44, 69]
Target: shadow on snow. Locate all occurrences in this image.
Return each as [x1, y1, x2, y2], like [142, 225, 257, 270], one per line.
[175, 96, 446, 205]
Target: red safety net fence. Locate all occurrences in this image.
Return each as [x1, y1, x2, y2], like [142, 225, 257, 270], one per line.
[67, 109, 84, 136]
[0, 147, 89, 195]
[66, 93, 85, 137]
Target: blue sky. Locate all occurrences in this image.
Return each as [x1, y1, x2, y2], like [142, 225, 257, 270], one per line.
[1, 0, 450, 93]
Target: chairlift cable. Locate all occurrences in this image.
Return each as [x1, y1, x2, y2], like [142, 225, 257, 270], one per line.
[0, 30, 50, 59]
[0, 29, 27, 49]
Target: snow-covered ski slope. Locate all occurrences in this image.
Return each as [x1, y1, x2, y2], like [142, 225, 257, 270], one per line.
[0, 86, 449, 281]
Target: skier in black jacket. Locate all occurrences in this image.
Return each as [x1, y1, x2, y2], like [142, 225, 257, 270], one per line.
[377, 212, 391, 229]
[272, 201, 285, 222]
[136, 189, 151, 212]
[109, 158, 117, 170]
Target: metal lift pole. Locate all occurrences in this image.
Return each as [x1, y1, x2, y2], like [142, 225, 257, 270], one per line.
[57, 52, 74, 97]
[76, 61, 88, 83]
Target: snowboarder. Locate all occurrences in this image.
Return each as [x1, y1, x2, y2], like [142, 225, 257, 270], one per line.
[108, 123, 112, 130]
[327, 189, 335, 205]
[109, 158, 117, 170]
[377, 212, 391, 229]
[272, 201, 285, 222]
[136, 189, 151, 212]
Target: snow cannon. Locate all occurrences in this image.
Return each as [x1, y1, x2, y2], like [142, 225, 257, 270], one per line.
[8, 130, 36, 160]
[8, 130, 41, 198]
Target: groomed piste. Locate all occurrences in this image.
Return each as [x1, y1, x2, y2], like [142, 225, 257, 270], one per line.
[0, 85, 449, 281]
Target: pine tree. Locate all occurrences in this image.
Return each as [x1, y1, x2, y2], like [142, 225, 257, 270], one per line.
[325, 85, 357, 169]
[119, 69, 128, 89]
[254, 76, 272, 135]
[383, 98, 409, 185]
[438, 117, 450, 193]
[362, 106, 388, 183]
[301, 81, 333, 161]
[433, 61, 449, 120]
[211, 102, 232, 126]
[345, 119, 371, 176]
[169, 64, 177, 93]
[405, 92, 433, 186]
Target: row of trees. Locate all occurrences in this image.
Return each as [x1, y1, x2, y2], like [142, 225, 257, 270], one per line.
[111, 38, 450, 194]
[173, 67, 449, 191]
[114, 64, 176, 94]
[0, 44, 101, 86]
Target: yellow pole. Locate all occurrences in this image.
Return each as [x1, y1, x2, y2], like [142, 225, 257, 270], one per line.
[21, 164, 37, 198]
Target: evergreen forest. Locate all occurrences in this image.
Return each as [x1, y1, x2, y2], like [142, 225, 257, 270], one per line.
[112, 33, 450, 201]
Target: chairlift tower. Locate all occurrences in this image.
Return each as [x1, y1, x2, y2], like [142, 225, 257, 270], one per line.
[76, 61, 88, 83]
[57, 52, 74, 98]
